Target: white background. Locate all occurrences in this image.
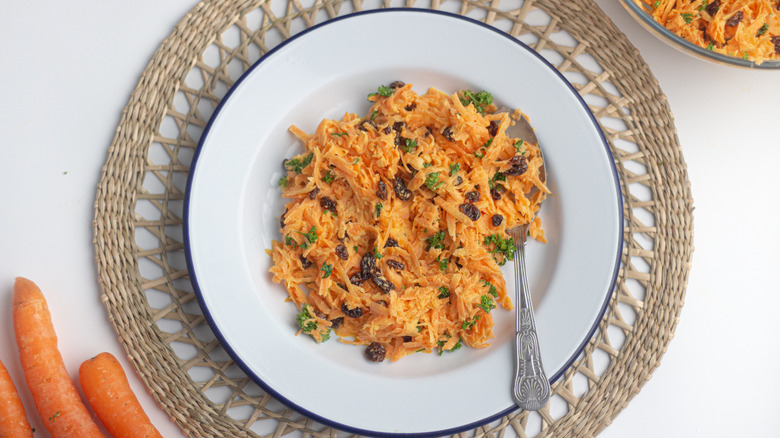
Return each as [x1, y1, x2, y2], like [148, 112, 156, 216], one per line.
[1, 1, 778, 437]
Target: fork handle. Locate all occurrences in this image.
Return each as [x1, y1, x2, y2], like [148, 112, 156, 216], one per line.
[511, 232, 551, 411]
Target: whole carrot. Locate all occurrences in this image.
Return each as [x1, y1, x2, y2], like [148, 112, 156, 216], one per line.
[12, 277, 103, 438]
[0, 359, 33, 438]
[79, 353, 162, 438]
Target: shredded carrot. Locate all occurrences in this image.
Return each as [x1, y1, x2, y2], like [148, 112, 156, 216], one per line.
[268, 84, 548, 362]
[0, 359, 33, 438]
[12, 277, 104, 437]
[635, 0, 780, 64]
[79, 353, 163, 438]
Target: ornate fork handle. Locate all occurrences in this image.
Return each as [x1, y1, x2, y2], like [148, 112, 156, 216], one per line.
[509, 227, 551, 411]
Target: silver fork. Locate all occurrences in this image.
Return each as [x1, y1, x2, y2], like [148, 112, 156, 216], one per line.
[505, 116, 550, 411]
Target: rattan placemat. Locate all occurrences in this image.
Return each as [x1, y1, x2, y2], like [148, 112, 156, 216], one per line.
[93, 0, 693, 436]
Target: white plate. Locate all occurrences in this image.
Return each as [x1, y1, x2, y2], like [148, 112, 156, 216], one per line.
[185, 9, 623, 436]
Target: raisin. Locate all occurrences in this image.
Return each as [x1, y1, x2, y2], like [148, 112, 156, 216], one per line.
[403, 336, 413, 342]
[392, 121, 406, 132]
[372, 275, 395, 293]
[706, 0, 720, 15]
[361, 253, 380, 278]
[459, 203, 481, 221]
[314, 309, 326, 318]
[487, 120, 499, 137]
[342, 303, 363, 318]
[504, 155, 528, 176]
[320, 196, 337, 213]
[383, 126, 392, 135]
[389, 81, 405, 89]
[336, 244, 349, 260]
[492, 214, 504, 227]
[300, 256, 312, 269]
[330, 317, 344, 330]
[726, 10, 743, 27]
[442, 126, 455, 142]
[405, 103, 417, 112]
[349, 272, 365, 286]
[365, 342, 386, 362]
[454, 175, 463, 186]
[772, 36, 780, 54]
[377, 180, 388, 200]
[465, 190, 481, 202]
[384, 237, 399, 248]
[394, 131, 405, 147]
[309, 186, 320, 200]
[386, 259, 405, 270]
[490, 187, 502, 201]
[393, 176, 412, 201]
[280, 208, 288, 229]
[377, 300, 388, 307]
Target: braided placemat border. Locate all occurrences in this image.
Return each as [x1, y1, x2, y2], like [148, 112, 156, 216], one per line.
[93, 0, 694, 436]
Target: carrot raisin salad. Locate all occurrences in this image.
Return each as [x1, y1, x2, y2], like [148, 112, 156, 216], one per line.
[268, 82, 547, 362]
[636, 0, 780, 64]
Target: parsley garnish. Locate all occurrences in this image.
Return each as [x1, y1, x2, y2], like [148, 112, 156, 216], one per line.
[297, 304, 318, 333]
[758, 23, 769, 36]
[370, 110, 379, 121]
[321, 170, 335, 183]
[353, 245, 359, 252]
[422, 162, 432, 168]
[436, 255, 449, 272]
[372, 246, 384, 259]
[459, 90, 493, 115]
[438, 286, 450, 298]
[353, 158, 360, 164]
[698, 0, 708, 11]
[681, 13, 694, 23]
[321, 261, 333, 278]
[368, 85, 394, 99]
[375, 202, 383, 217]
[478, 295, 496, 313]
[481, 280, 498, 297]
[707, 41, 715, 51]
[425, 231, 446, 250]
[402, 138, 418, 153]
[284, 235, 298, 249]
[331, 132, 348, 137]
[488, 172, 507, 189]
[514, 139, 524, 151]
[474, 150, 485, 159]
[654, 0, 660, 7]
[437, 337, 463, 355]
[296, 226, 318, 249]
[284, 153, 314, 174]
[743, 52, 749, 60]
[449, 163, 460, 176]
[482, 138, 493, 149]
[462, 315, 481, 330]
[483, 234, 515, 266]
[278, 175, 289, 188]
[424, 172, 444, 190]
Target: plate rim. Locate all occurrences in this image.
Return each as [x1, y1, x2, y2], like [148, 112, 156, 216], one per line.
[183, 8, 624, 437]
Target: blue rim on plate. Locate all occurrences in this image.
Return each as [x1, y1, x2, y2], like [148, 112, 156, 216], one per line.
[183, 8, 624, 437]
[619, 0, 780, 69]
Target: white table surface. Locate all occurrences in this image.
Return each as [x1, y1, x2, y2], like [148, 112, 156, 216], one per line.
[1, 1, 778, 437]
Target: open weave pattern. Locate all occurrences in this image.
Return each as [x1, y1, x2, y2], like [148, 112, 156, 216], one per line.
[93, 0, 694, 436]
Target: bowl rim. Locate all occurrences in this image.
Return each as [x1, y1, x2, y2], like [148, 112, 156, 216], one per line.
[619, 0, 780, 69]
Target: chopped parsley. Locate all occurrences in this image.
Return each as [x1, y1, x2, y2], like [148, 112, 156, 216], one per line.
[707, 41, 715, 51]
[352, 245, 359, 252]
[654, 0, 660, 7]
[375, 202, 383, 217]
[449, 162, 461, 176]
[438, 286, 450, 298]
[284, 153, 314, 174]
[482, 138, 493, 149]
[296, 304, 330, 342]
[462, 315, 481, 330]
[478, 295, 496, 313]
[743, 52, 749, 60]
[370, 110, 379, 121]
[321, 169, 335, 183]
[681, 13, 694, 23]
[425, 230, 446, 250]
[353, 158, 360, 164]
[284, 235, 298, 249]
[758, 23, 769, 36]
[278, 175, 289, 188]
[402, 138, 418, 153]
[296, 226, 318, 249]
[436, 255, 449, 272]
[321, 261, 333, 278]
[368, 85, 394, 99]
[473, 150, 485, 159]
[488, 172, 507, 189]
[459, 90, 493, 115]
[697, 0, 708, 10]
[372, 246, 384, 259]
[481, 280, 499, 297]
[514, 139, 524, 151]
[437, 337, 463, 355]
[483, 234, 515, 266]
[331, 132, 348, 137]
[424, 172, 444, 190]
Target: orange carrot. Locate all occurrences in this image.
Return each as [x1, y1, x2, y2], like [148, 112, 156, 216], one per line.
[0, 359, 33, 438]
[79, 353, 162, 438]
[12, 277, 103, 438]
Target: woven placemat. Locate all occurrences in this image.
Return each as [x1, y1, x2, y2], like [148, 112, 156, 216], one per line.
[93, 0, 694, 436]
